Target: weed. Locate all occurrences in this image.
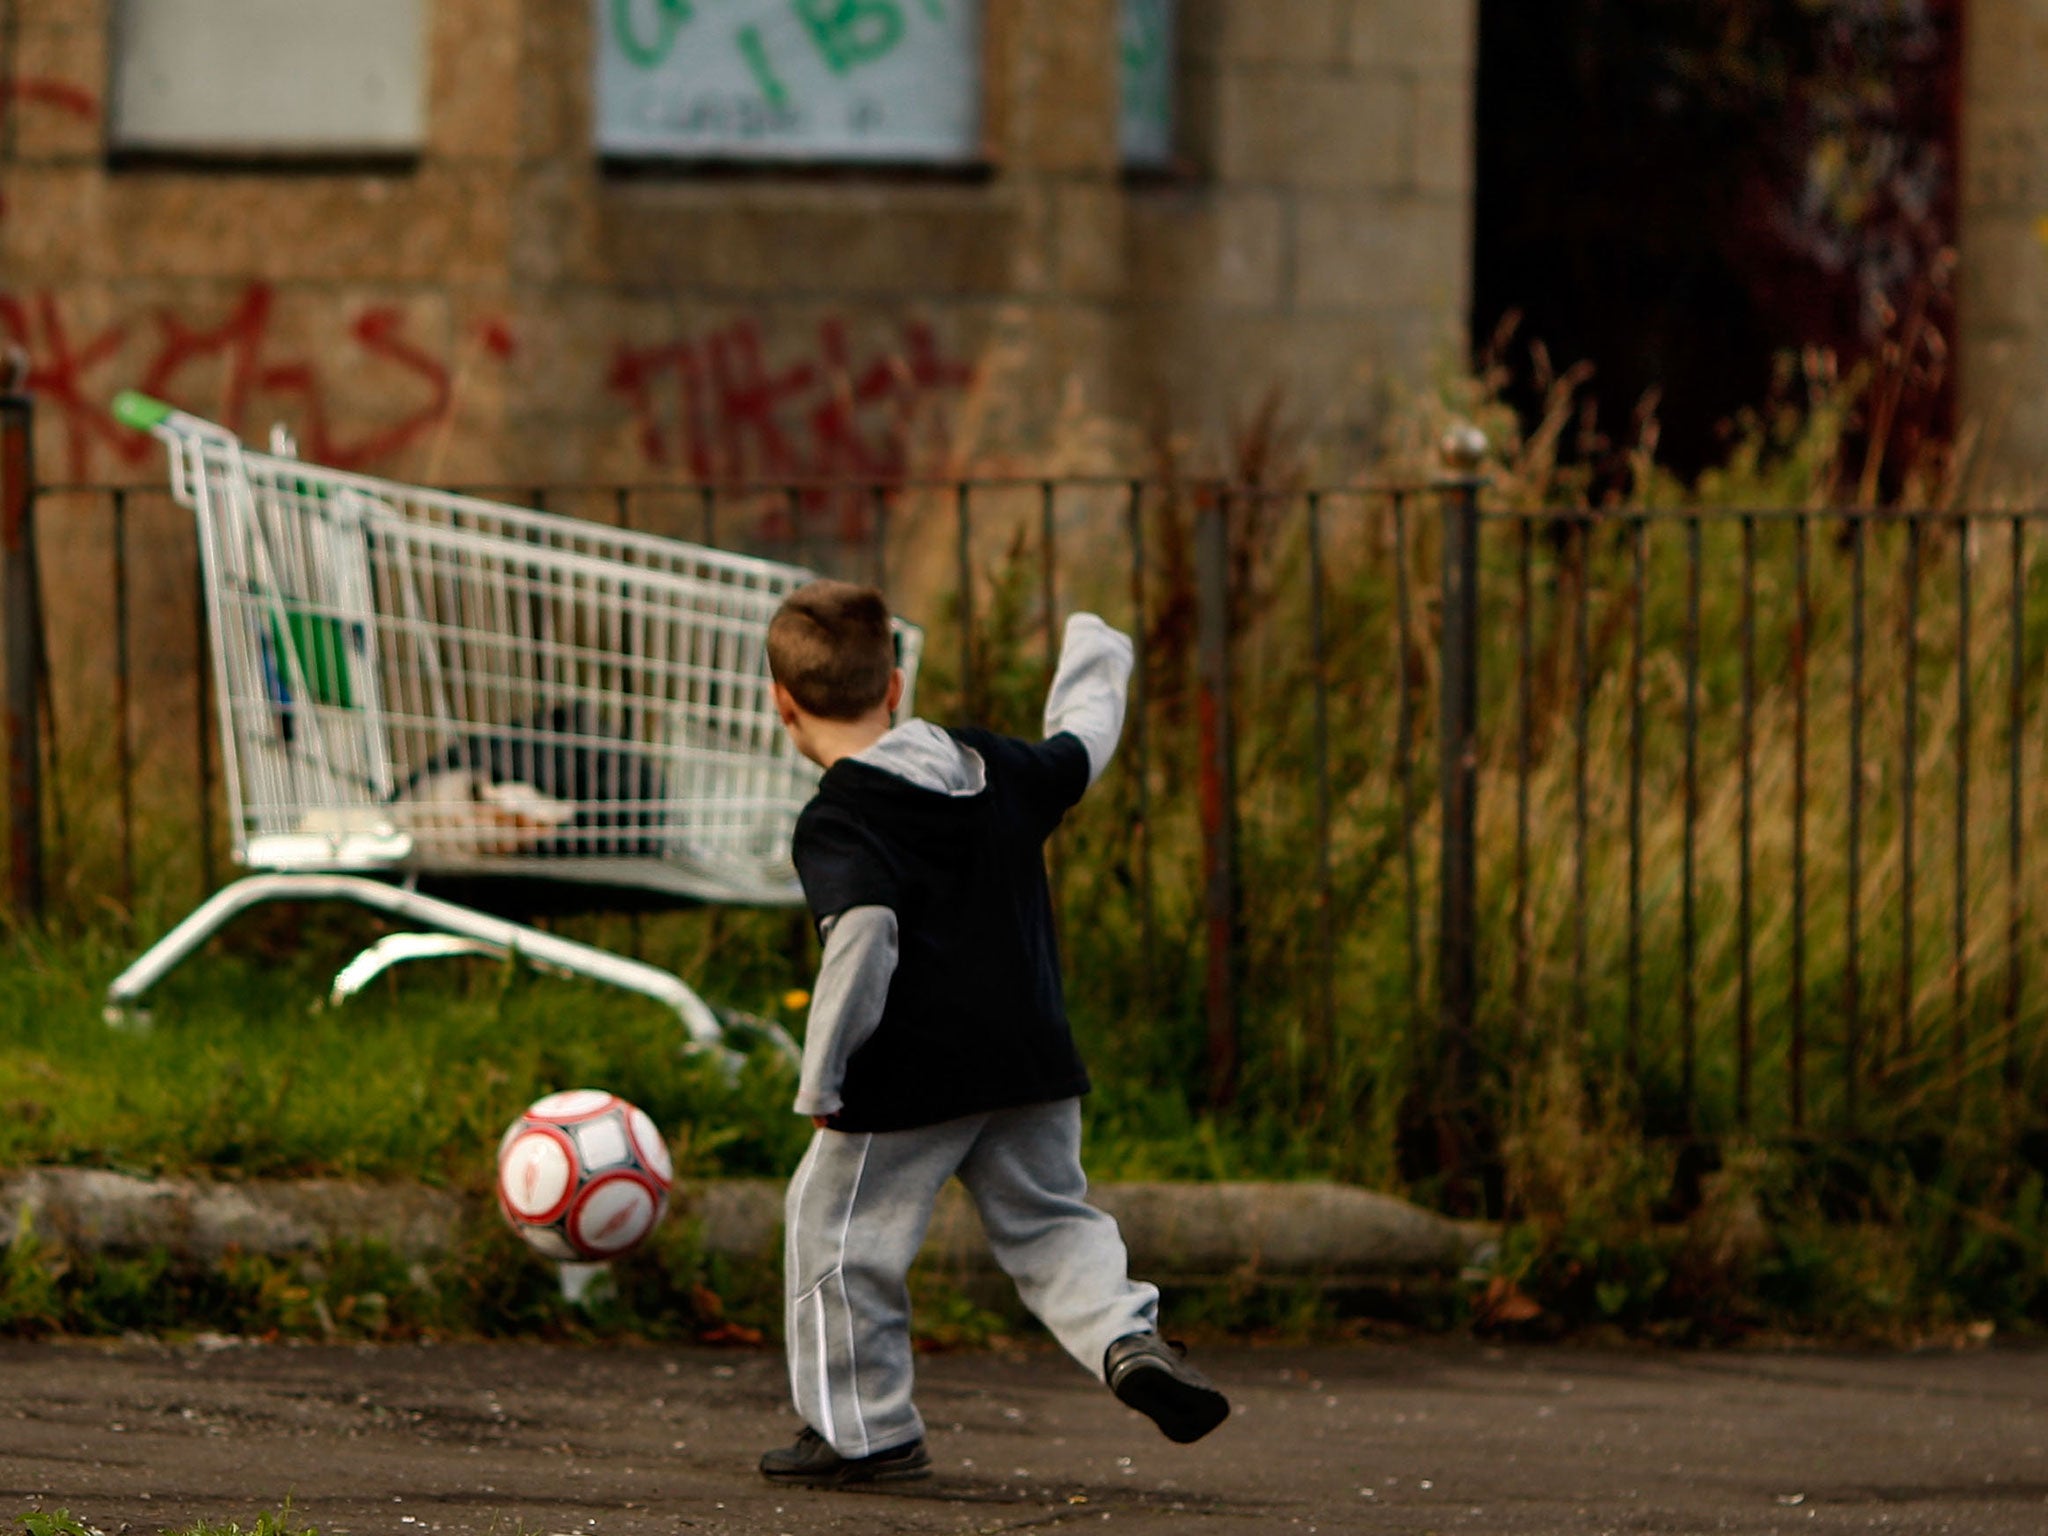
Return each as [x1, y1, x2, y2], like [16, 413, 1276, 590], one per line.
[17, 1515, 98, 1536]
[163, 1506, 315, 1536]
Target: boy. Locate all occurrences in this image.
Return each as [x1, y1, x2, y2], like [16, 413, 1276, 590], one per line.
[759, 579, 1229, 1487]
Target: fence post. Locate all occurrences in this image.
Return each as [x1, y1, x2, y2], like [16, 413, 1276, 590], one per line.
[0, 355, 42, 921]
[1195, 487, 1240, 1108]
[1435, 426, 1488, 1192]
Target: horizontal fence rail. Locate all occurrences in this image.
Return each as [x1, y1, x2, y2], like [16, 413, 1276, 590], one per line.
[3, 407, 2045, 1196]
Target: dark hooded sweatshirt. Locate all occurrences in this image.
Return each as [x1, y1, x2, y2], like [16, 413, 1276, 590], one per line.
[790, 727, 1092, 1133]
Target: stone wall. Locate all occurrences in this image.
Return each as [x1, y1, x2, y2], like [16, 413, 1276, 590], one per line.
[2, 0, 1477, 492]
[1960, 0, 2048, 488]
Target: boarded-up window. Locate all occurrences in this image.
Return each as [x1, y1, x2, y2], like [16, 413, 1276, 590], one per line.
[1119, 0, 1175, 167]
[596, 0, 984, 163]
[108, 0, 425, 155]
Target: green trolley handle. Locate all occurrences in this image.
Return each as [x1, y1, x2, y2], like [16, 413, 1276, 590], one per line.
[111, 390, 177, 432]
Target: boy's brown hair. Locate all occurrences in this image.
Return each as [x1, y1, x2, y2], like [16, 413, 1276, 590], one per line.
[767, 579, 896, 720]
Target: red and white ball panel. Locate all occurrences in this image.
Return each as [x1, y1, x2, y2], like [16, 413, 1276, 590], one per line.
[627, 1105, 674, 1183]
[499, 1127, 576, 1223]
[495, 1089, 674, 1263]
[569, 1173, 664, 1257]
[527, 1088, 618, 1122]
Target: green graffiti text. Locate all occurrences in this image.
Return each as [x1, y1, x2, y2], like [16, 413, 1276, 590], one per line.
[794, 0, 906, 75]
[613, 0, 694, 70]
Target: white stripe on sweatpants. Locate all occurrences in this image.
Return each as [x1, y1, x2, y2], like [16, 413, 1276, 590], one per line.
[832, 1134, 871, 1453]
[781, 1100, 1158, 1457]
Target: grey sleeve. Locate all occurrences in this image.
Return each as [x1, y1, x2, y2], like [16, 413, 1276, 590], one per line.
[1042, 612, 1135, 787]
[794, 904, 898, 1117]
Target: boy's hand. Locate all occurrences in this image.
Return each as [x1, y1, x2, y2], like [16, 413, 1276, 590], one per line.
[810, 1114, 834, 1130]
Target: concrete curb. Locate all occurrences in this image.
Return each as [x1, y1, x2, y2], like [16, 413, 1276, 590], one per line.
[0, 1169, 1480, 1282]
[0, 1168, 466, 1264]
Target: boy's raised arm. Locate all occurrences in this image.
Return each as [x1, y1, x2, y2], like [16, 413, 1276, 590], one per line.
[794, 905, 898, 1119]
[1042, 613, 1135, 787]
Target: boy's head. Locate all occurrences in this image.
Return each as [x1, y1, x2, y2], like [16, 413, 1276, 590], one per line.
[768, 581, 902, 756]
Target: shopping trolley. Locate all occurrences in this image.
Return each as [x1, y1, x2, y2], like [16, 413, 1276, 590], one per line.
[105, 392, 921, 1057]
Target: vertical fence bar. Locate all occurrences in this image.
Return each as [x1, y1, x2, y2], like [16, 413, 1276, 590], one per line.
[612, 486, 641, 943]
[1738, 514, 1756, 1130]
[616, 486, 639, 927]
[1436, 454, 1484, 1182]
[1954, 516, 1971, 1090]
[1572, 518, 1591, 1045]
[0, 384, 40, 918]
[1195, 489, 1240, 1108]
[1516, 518, 1533, 1042]
[1040, 481, 1063, 933]
[1846, 519, 1866, 1127]
[869, 485, 889, 590]
[1040, 480, 1059, 684]
[114, 490, 135, 928]
[1901, 516, 1921, 1060]
[955, 483, 975, 722]
[2008, 516, 2025, 1098]
[1682, 516, 1701, 1124]
[699, 484, 716, 547]
[1306, 490, 1336, 1084]
[784, 486, 804, 570]
[1791, 514, 1810, 1131]
[1627, 518, 1645, 1078]
[1125, 481, 1154, 1010]
[1393, 493, 1422, 1034]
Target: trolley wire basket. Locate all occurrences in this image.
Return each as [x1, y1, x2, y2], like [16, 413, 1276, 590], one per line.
[104, 391, 922, 1054]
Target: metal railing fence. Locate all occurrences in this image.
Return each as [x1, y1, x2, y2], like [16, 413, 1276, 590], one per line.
[2, 391, 2045, 1196]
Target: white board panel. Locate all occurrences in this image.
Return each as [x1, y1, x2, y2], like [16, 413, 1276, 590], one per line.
[110, 0, 425, 153]
[596, 0, 983, 162]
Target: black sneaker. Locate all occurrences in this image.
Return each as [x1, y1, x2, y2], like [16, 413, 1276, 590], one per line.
[1104, 1333, 1230, 1444]
[758, 1425, 934, 1486]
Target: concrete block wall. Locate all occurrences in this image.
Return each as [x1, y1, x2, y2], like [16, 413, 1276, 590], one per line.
[1, 0, 1475, 495]
[1128, 0, 1476, 450]
[1960, 0, 2048, 487]
[2, 0, 523, 486]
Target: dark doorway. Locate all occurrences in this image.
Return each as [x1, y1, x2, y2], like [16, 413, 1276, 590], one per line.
[1472, 0, 1962, 485]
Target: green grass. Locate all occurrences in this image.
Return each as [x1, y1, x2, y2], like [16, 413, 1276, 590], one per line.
[0, 922, 809, 1183]
[0, 911, 1335, 1187]
[0, 915, 1367, 1344]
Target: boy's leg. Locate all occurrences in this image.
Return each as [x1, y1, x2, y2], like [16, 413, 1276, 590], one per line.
[956, 1098, 1159, 1378]
[783, 1118, 979, 1458]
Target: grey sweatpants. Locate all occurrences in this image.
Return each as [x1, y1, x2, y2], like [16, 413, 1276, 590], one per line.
[782, 1097, 1159, 1458]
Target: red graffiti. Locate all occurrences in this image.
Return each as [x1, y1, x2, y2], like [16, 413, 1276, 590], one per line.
[476, 317, 519, 362]
[0, 293, 132, 475]
[609, 316, 973, 538]
[0, 77, 99, 120]
[1, 284, 476, 479]
[706, 320, 818, 479]
[0, 79, 100, 221]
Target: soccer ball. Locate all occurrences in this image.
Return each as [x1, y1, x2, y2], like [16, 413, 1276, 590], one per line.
[496, 1090, 674, 1262]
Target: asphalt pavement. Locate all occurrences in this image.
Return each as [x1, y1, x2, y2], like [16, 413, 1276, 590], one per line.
[2, 1336, 2043, 1534]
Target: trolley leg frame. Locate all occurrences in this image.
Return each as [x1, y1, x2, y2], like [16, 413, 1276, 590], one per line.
[104, 873, 732, 1053]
